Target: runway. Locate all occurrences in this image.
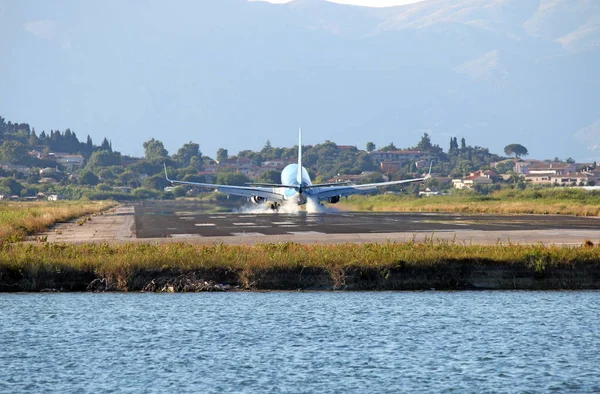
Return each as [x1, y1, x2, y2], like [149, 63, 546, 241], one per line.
[35, 201, 600, 245]
[129, 200, 600, 245]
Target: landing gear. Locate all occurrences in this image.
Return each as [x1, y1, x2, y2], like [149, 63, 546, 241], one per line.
[270, 203, 280, 212]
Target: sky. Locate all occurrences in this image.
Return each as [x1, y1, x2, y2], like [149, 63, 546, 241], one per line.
[0, 0, 598, 161]
[249, 0, 426, 6]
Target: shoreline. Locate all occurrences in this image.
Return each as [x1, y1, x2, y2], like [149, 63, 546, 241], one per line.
[2, 245, 599, 292]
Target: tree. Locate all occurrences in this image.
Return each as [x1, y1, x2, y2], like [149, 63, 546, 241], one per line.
[142, 175, 170, 190]
[216, 171, 249, 185]
[0, 179, 24, 195]
[503, 144, 529, 158]
[174, 142, 201, 167]
[100, 137, 112, 152]
[449, 137, 458, 154]
[415, 133, 433, 151]
[86, 150, 122, 168]
[79, 170, 100, 186]
[0, 141, 28, 164]
[494, 161, 515, 174]
[366, 142, 376, 152]
[261, 140, 275, 158]
[258, 170, 281, 184]
[216, 148, 228, 163]
[379, 142, 397, 152]
[143, 138, 168, 162]
[29, 129, 39, 146]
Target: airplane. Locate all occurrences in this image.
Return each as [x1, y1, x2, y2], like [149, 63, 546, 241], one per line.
[164, 128, 432, 210]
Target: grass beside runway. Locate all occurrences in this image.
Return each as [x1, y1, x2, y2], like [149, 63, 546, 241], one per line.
[1, 241, 599, 291]
[336, 188, 600, 216]
[0, 200, 118, 242]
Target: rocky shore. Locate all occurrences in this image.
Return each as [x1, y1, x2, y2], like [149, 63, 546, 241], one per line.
[1, 261, 599, 292]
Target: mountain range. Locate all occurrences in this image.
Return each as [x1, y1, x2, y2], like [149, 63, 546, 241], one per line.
[0, 0, 598, 160]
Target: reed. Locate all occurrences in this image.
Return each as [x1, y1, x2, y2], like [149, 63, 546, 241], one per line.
[0, 200, 117, 242]
[1, 241, 599, 291]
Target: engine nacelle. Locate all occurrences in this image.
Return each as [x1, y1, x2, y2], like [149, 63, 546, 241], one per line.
[252, 196, 266, 204]
[327, 196, 340, 204]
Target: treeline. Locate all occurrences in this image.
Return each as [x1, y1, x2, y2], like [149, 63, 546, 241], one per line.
[1, 114, 509, 199]
[0, 116, 112, 163]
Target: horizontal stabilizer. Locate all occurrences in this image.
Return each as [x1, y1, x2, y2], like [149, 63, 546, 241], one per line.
[245, 183, 300, 190]
[303, 181, 352, 189]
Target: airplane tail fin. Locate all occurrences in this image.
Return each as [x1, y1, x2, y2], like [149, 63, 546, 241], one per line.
[426, 161, 433, 179]
[297, 127, 303, 184]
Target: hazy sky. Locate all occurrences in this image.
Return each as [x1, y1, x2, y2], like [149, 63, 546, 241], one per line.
[1, 0, 598, 161]
[249, 0, 425, 6]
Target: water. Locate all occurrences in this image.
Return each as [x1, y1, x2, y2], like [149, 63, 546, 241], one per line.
[1, 292, 599, 393]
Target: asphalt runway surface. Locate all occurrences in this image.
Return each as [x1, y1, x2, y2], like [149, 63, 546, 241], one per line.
[134, 201, 600, 241]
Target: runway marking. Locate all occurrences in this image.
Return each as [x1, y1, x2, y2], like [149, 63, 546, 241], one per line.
[272, 221, 295, 225]
[170, 234, 203, 238]
[231, 232, 265, 237]
[233, 222, 258, 226]
[167, 228, 179, 230]
[286, 231, 325, 235]
[209, 216, 227, 219]
[194, 223, 216, 227]
[179, 217, 196, 220]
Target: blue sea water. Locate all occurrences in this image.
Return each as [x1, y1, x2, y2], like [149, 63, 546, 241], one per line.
[1, 291, 599, 393]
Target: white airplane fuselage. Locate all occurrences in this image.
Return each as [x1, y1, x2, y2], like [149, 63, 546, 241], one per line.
[280, 163, 312, 205]
[165, 128, 430, 210]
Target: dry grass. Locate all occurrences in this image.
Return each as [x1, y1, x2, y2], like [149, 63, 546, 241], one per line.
[2, 241, 599, 276]
[0, 200, 117, 241]
[337, 188, 600, 216]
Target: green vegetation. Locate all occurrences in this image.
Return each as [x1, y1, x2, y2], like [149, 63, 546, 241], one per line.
[1, 115, 595, 206]
[338, 188, 600, 216]
[0, 200, 117, 241]
[0, 115, 509, 200]
[1, 241, 599, 291]
[504, 143, 529, 158]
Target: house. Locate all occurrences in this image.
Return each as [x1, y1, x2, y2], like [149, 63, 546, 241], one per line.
[513, 160, 543, 175]
[452, 175, 493, 189]
[527, 163, 576, 176]
[40, 167, 60, 176]
[370, 150, 433, 163]
[0, 163, 30, 175]
[452, 170, 496, 189]
[39, 177, 59, 184]
[261, 160, 287, 169]
[419, 188, 441, 197]
[47, 194, 61, 201]
[524, 171, 598, 186]
[49, 153, 85, 171]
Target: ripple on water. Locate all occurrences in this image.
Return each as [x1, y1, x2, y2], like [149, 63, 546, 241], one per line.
[1, 291, 599, 393]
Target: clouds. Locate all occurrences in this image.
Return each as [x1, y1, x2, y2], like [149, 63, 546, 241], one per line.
[23, 20, 57, 40]
[248, 0, 425, 7]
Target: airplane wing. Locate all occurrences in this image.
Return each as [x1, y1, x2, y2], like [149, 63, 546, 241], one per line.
[310, 166, 432, 202]
[164, 165, 286, 202]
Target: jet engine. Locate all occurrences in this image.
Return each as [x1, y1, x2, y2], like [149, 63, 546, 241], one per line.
[252, 196, 266, 204]
[327, 196, 340, 204]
